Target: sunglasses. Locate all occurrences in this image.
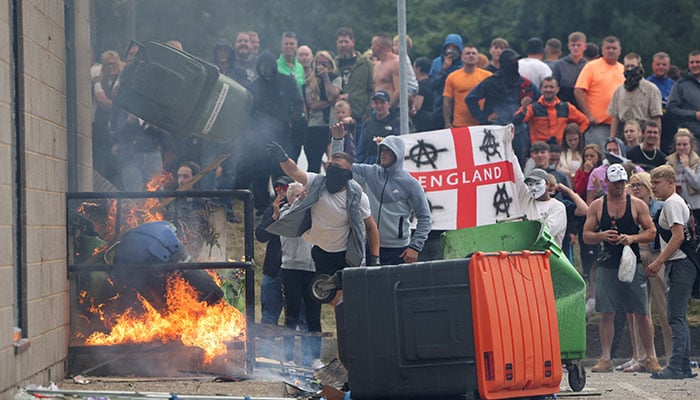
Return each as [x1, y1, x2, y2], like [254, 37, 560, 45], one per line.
[274, 184, 289, 192]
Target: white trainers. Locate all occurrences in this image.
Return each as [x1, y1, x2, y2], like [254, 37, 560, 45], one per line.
[585, 298, 596, 315]
[616, 358, 637, 371]
[311, 359, 325, 370]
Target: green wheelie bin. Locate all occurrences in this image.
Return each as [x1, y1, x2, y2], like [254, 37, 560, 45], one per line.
[442, 219, 587, 392]
[116, 40, 252, 144]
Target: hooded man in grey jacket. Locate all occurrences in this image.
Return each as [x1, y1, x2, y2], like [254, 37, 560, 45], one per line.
[330, 124, 432, 264]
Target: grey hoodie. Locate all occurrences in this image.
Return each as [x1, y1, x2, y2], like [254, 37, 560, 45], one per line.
[334, 135, 432, 251]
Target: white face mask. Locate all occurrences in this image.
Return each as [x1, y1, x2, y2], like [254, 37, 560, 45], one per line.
[526, 179, 547, 199]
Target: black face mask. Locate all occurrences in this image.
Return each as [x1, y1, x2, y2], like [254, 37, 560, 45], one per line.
[624, 66, 644, 91]
[325, 165, 353, 193]
[259, 63, 277, 81]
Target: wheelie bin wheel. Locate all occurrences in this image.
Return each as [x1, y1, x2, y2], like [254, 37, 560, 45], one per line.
[310, 273, 338, 303]
[567, 361, 586, 392]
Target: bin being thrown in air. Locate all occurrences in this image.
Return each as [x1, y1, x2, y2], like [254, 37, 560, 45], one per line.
[116, 40, 252, 144]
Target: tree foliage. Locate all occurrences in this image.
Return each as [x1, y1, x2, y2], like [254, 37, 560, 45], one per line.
[93, 0, 700, 70]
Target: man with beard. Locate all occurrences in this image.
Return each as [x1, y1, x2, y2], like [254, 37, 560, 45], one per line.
[335, 27, 374, 122]
[608, 53, 662, 138]
[668, 50, 700, 142]
[466, 48, 540, 165]
[574, 36, 624, 151]
[235, 51, 304, 214]
[247, 31, 260, 55]
[266, 143, 380, 274]
[513, 76, 589, 144]
[232, 32, 258, 88]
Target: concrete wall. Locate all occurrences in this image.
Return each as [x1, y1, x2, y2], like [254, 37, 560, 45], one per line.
[0, 1, 92, 398]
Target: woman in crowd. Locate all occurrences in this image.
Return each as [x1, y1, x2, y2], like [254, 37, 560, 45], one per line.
[574, 144, 603, 201]
[623, 120, 643, 149]
[666, 128, 700, 221]
[574, 143, 603, 313]
[560, 123, 585, 181]
[303, 50, 342, 173]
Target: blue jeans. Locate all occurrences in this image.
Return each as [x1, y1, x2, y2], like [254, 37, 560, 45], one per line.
[380, 246, 407, 266]
[261, 274, 283, 325]
[666, 258, 697, 373]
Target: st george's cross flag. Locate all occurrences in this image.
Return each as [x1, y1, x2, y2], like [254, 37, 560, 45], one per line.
[398, 125, 520, 230]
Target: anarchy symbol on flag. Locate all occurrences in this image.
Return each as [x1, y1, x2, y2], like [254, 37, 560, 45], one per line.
[398, 125, 518, 230]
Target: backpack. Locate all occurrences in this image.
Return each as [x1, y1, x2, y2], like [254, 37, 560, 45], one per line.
[653, 204, 700, 299]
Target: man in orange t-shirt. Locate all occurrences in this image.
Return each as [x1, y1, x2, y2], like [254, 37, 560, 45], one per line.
[574, 36, 624, 152]
[443, 46, 492, 127]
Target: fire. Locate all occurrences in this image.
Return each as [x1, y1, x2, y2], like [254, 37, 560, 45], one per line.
[122, 171, 174, 232]
[145, 171, 174, 192]
[85, 273, 245, 364]
[76, 171, 176, 260]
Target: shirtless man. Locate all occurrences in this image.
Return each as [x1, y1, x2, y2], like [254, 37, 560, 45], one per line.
[371, 33, 400, 107]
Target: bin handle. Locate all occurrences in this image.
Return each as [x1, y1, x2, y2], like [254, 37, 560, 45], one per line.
[495, 214, 528, 223]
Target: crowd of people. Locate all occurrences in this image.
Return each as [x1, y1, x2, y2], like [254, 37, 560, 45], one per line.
[91, 28, 700, 376]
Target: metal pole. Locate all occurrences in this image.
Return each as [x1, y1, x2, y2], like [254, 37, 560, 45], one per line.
[397, 0, 409, 135]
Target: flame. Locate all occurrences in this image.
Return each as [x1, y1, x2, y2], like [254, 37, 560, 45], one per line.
[145, 171, 174, 192]
[76, 171, 174, 252]
[85, 274, 245, 364]
[206, 270, 222, 286]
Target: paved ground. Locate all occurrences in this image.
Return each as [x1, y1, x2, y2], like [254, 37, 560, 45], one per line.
[47, 359, 699, 400]
[558, 364, 699, 400]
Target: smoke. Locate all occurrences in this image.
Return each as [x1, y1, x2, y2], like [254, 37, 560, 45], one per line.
[224, 109, 288, 190]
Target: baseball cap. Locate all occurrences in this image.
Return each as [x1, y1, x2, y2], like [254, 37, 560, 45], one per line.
[525, 168, 549, 183]
[499, 48, 522, 64]
[274, 175, 293, 189]
[606, 163, 628, 182]
[371, 90, 391, 103]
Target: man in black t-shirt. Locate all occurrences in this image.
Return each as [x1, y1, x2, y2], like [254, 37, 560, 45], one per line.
[627, 121, 666, 171]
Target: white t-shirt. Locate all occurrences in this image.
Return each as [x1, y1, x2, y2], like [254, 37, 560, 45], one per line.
[301, 172, 372, 252]
[516, 181, 567, 247]
[658, 192, 689, 261]
[518, 58, 552, 88]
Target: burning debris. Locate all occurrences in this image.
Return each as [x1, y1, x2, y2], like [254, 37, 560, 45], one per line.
[85, 273, 245, 364]
[67, 179, 254, 377]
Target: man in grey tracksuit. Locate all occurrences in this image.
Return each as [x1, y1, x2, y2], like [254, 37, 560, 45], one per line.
[331, 126, 432, 264]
